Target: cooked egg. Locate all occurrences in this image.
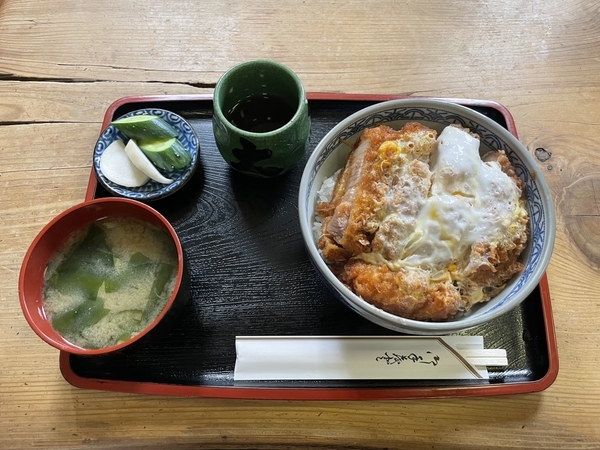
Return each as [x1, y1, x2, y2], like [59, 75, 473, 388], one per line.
[359, 125, 522, 272]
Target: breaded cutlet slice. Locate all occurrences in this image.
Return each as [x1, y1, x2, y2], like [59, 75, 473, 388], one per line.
[317, 123, 437, 263]
[339, 259, 464, 321]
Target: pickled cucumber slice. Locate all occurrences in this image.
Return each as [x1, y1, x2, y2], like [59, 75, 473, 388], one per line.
[138, 138, 192, 171]
[111, 115, 178, 141]
[123, 139, 174, 184]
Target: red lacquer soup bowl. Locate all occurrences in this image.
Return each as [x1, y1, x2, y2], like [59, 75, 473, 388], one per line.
[19, 197, 190, 356]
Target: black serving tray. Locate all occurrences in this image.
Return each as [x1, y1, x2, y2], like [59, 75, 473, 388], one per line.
[60, 94, 558, 399]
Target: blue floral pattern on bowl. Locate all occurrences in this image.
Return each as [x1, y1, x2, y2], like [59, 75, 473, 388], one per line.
[93, 108, 199, 201]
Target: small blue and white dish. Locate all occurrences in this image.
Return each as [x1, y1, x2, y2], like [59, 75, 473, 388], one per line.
[93, 108, 199, 201]
[298, 98, 556, 335]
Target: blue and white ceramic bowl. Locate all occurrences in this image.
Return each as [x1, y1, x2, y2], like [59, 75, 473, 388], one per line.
[93, 108, 199, 201]
[298, 99, 555, 335]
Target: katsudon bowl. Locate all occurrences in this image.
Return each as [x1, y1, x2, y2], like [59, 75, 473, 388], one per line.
[19, 198, 190, 356]
[298, 98, 555, 335]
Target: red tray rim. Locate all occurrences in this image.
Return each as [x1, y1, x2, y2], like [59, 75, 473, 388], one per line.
[62, 93, 558, 400]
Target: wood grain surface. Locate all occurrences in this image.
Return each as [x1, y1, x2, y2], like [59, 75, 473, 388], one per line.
[1, 0, 599, 449]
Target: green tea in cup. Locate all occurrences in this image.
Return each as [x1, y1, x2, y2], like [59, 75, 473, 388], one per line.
[212, 59, 311, 178]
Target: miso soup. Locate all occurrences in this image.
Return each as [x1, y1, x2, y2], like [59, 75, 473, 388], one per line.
[43, 216, 178, 349]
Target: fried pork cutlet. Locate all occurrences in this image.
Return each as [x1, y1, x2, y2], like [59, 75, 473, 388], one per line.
[317, 123, 437, 264]
[316, 122, 529, 321]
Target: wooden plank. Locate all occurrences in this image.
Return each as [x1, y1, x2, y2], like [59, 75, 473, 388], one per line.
[0, 81, 209, 123]
[0, 0, 595, 97]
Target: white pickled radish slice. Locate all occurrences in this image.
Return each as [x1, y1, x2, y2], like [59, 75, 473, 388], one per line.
[124, 139, 174, 184]
[99, 139, 150, 187]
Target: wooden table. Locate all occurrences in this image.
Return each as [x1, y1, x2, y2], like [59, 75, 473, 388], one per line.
[1, 1, 598, 448]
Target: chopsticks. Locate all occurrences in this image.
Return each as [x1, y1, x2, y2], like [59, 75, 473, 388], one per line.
[234, 336, 508, 381]
[460, 349, 508, 367]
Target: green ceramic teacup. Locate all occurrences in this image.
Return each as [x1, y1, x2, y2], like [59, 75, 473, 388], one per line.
[212, 59, 311, 178]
